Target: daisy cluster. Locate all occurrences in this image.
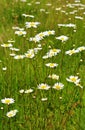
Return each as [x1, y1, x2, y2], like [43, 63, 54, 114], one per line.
[1, 98, 18, 118]
[19, 88, 33, 94]
[42, 48, 61, 59]
[14, 46, 42, 59]
[1, 41, 42, 60]
[21, 74, 83, 93]
[65, 46, 85, 56]
[29, 30, 55, 43]
[0, 0, 85, 124]
[66, 75, 83, 88]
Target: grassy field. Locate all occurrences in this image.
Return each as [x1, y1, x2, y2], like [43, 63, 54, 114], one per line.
[0, 0, 85, 130]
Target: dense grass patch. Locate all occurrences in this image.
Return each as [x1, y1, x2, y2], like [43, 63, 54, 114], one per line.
[0, 0, 85, 130]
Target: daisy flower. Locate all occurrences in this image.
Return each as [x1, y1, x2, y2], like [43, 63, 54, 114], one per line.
[37, 44, 41, 47]
[29, 36, 41, 43]
[6, 109, 18, 118]
[1, 107, 4, 110]
[10, 47, 20, 51]
[15, 30, 27, 36]
[42, 55, 49, 59]
[48, 74, 59, 80]
[75, 16, 83, 20]
[25, 22, 40, 28]
[50, 48, 61, 54]
[35, 2, 40, 4]
[56, 35, 69, 42]
[24, 89, 33, 93]
[36, 32, 45, 39]
[65, 49, 79, 55]
[41, 98, 48, 101]
[53, 82, 64, 90]
[19, 89, 24, 93]
[10, 53, 16, 57]
[43, 49, 61, 59]
[2, 67, 7, 71]
[45, 63, 58, 68]
[48, 49, 61, 57]
[14, 55, 25, 59]
[77, 46, 85, 52]
[58, 23, 76, 28]
[44, 30, 55, 36]
[40, 8, 45, 12]
[22, 14, 34, 18]
[12, 26, 20, 30]
[29, 30, 55, 43]
[27, 3, 32, 6]
[46, 3, 52, 6]
[1, 98, 15, 105]
[66, 75, 80, 84]
[34, 47, 42, 54]
[38, 83, 50, 90]
[20, 0, 26, 2]
[25, 52, 35, 58]
[1, 43, 13, 48]
[7, 40, 15, 43]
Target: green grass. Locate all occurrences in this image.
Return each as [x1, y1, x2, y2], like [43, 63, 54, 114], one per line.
[0, 0, 85, 130]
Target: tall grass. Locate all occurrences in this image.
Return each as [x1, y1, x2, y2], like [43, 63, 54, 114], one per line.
[0, 0, 85, 130]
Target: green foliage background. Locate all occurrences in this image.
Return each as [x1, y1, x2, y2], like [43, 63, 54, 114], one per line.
[0, 0, 85, 130]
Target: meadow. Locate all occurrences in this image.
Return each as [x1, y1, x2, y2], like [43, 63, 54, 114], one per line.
[0, 0, 85, 129]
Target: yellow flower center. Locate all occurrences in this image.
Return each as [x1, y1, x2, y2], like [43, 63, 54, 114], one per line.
[30, 22, 35, 26]
[39, 33, 44, 37]
[55, 85, 61, 90]
[5, 99, 11, 104]
[41, 85, 46, 89]
[50, 63, 54, 67]
[79, 48, 83, 51]
[70, 50, 75, 55]
[48, 31, 52, 34]
[4, 44, 9, 47]
[26, 54, 31, 57]
[52, 49, 57, 52]
[5, 45, 8, 47]
[8, 113, 13, 117]
[61, 37, 65, 41]
[70, 77, 76, 82]
[19, 31, 23, 35]
[18, 56, 22, 59]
